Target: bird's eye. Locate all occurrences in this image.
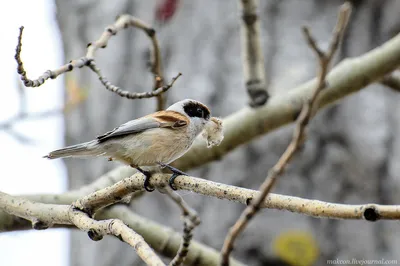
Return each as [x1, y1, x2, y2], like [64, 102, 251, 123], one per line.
[197, 107, 204, 117]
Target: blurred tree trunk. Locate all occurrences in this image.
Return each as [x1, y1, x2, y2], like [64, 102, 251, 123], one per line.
[55, 0, 400, 265]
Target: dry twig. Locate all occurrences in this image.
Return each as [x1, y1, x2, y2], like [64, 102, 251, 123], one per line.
[0, 191, 165, 266]
[238, 0, 269, 107]
[220, 3, 352, 265]
[15, 14, 173, 108]
[162, 187, 201, 266]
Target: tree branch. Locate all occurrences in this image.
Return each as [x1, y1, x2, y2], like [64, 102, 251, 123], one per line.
[100, 205, 244, 266]
[161, 187, 201, 266]
[0, 174, 251, 266]
[3, 173, 400, 226]
[169, 9, 400, 173]
[15, 14, 172, 107]
[51, 20, 400, 196]
[238, 0, 269, 107]
[2, 171, 400, 264]
[220, 3, 352, 265]
[0, 191, 165, 266]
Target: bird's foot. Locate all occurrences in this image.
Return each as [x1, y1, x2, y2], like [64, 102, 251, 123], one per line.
[158, 163, 188, 190]
[134, 166, 155, 192]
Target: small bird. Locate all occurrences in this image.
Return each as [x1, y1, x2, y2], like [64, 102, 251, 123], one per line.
[44, 99, 211, 191]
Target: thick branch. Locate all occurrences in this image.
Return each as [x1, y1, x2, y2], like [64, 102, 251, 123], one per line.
[0, 191, 164, 266]
[4, 172, 398, 264]
[59, 25, 400, 191]
[3, 174, 400, 223]
[0, 204, 244, 266]
[0, 170, 242, 266]
[238, 0, 269, 106]
[171, 17, 400, 173]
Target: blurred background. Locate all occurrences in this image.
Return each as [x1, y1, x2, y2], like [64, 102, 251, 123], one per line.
[1, 0, 400, 265]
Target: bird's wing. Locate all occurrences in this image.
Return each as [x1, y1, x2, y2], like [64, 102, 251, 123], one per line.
[96, 110, 189, 142]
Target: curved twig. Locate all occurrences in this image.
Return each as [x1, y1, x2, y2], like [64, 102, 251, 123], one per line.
[15, 14, 171, 107]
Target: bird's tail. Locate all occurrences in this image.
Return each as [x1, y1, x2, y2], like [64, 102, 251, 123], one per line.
[43, 140, 101, 159]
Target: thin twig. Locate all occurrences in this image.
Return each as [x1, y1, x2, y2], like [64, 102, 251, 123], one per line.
[0, 191, 165, 266]
[15, 15, 172, 107]
[89, 61, 181, 99]
[161, 187, 201, 266]
[220, 3, 352, 265]
[238, 0, 269, 107]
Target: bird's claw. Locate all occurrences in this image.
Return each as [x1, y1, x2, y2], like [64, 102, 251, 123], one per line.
[160, 164, 188, 191]
[144, 175, 155, 192]
[169, 173, 179, 190]
[135, 166, 155, 192]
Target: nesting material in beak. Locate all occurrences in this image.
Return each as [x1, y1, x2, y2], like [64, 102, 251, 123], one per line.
[202, 117, 224, 148]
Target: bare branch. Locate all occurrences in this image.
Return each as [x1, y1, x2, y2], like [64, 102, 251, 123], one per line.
[89, 62, 181, 99]
[15, 15, 174, 106]
[220, 3, 352, 265]
[238, 0, 269, 107]
[12, 9, 400, 200]
[0, 203, 245, 266]
[0, 191, 165, 266]
[171, 33, 400, 172]
[162, 187, 201, 266]
[3, 173, 400, 232]
[61, 28, 400, 196]
[72, 170, 152, 217]
[1, 174, 250, 266]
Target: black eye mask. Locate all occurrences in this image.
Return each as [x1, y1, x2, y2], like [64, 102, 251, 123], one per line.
[183, 102, 210, 120]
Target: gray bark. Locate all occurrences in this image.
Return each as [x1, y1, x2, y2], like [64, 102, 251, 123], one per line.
[55, 0, 400, 265]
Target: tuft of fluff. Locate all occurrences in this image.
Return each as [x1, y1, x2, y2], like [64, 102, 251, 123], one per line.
[201, 117, 224, 148]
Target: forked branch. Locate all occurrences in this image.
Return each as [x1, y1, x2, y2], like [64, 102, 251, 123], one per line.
[220, 3, 352, 265]
[15, 14, 174, 109]
[0, 191, 165, 266]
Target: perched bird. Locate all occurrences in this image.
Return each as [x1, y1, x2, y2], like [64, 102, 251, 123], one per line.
[44, 99, 211, 191]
